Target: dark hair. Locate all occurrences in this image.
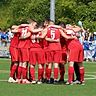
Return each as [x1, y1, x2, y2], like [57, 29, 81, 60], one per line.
[27, 18, 37, 24]
[58, 22, 66, 28]
[45, 18, 54, 23]
[38, 22, 44, 28]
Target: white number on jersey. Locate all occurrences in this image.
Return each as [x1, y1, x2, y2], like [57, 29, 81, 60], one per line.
[32, 35, 36, 43]
[21, 28, 27, 37]
[51, 30, 55, 39]
[31, 34, 39, 43]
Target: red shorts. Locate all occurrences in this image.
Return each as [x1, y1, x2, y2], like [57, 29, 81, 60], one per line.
[68, 45, 84, 62]
[29, 48, 45, 65]
[18, 48, 29, 62]
[9, 47, 19, 62]
[44, 48, 51, 63]
[49, 50, 62, 63]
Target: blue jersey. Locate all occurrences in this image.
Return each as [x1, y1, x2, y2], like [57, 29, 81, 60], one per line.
[83, 40, 90, 50]
[1, 33, 8, 40]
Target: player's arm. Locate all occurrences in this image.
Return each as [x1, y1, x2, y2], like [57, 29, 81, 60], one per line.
[45, 37, 60, 42]
[72, 25, 81, 32]
[48, 25, 61, 29]
[36, 28, 47, 39]
[29, 25, 43, 33]
[60, 29, 77, 39]
[19, 31, 31, 39]
[19, 24, 29, 27]
[32, 28, 43, 33]
[11, 26, 19, 33]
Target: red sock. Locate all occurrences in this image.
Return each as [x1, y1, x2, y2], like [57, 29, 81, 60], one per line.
[22, 67, 27, 79]
[54, 68, 59, 80]
[17, 66, 22, 79]
[79, 67, 84, 82]
[38, 68, 43, 81]
[10, 64, 17, 77]
[60, 66, 65, 80]
[15, 67, 18, 79]
[47, 68, 52, 80]
[30, 67, 35, 80]
[45, 65, 48, 79]
[10, 62, 14, 71]
[68, 67, 74, 83]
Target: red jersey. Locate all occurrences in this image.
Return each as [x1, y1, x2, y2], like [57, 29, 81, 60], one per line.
[18, 27, 31, 48]
[42, 39, 49, 49]
[30, 32, 43, 48]
[47, 26, 61, 50]
[66, 29, 82, 49]
[10, 33, 19, 48]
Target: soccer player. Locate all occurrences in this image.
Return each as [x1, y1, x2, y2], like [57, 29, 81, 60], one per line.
[8, 25, 19, 83]
[65, 25, 85, 85]
[17, 24, 31, 84]
[29, 22, 45, 84]
[42, 19, 53, 83]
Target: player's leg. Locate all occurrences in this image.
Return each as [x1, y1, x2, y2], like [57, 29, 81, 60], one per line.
[45, 51, 53, 83]
[29, 49, 36, 84]
[20, 48, 30, 84]
[53, 62, 59, 83]
[66, 61, 74, 85]
[8, 62, 18, 83]
[73, 62, 80, 84]
[22, 62, 30, 84]
[37, 64, 44, 84]
[78, 46, 85, 85]
[44, 50, 52, 82]
[53, 50, 62, 83]
[66, 46, 80, 85]
[29, 64, 36, 84]
[37, 50, 45, 84]
[78, 62, 85, 85]
[9, 62, 18, 77]
[16, 62, 22, 83]
[8, 47, 19, 83]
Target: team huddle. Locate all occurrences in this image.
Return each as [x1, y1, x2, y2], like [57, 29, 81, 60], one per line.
[8, 19, 85, 85]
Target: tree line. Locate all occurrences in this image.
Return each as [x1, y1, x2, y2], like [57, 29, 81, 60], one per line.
[0, 0, 96, 32]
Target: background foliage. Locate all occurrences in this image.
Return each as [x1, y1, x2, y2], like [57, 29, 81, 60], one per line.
[0, 0, 96, 32]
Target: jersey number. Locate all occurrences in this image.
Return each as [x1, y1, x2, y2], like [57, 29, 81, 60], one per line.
[31, 35, 39, 43]
[51, 30, 55, 39]
[21, 28, 27, 37]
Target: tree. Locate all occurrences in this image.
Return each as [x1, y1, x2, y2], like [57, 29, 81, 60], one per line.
[0, 0, 96, 32]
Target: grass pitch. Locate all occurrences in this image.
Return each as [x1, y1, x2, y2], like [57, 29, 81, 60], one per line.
[0, 58, 96, 96]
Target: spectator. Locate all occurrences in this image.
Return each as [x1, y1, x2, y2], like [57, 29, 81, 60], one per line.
[0, 28, 2, 46]
[0, 28, 2, 37]
[91, 32, 96, 61]
[1, 31, 8, 47]
[83, 32, 92, 61]
[7, 28, 14, 42]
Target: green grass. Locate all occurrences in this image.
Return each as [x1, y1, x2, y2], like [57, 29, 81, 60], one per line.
[0, 58, 96, 96]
